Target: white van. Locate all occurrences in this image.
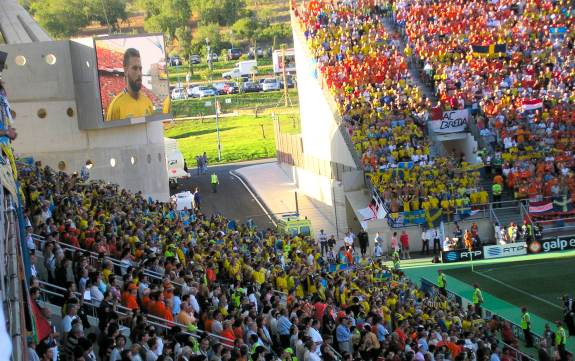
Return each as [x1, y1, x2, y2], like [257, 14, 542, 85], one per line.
[165, 137, 189, 185]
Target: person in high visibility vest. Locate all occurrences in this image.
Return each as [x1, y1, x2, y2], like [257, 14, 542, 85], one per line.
[472, 283, 484, 316]
[492, 182, 502, 208]
[521, 306, 533, 347]
[555, 320, 568, 361]
[437, 270, 447, 297]
[281, 347, 297, 361]
[392, 250, 400, 271]
[210, 172, 219, 193]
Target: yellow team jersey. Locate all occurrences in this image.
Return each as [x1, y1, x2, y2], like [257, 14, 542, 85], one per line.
[106, 90, 154, 121]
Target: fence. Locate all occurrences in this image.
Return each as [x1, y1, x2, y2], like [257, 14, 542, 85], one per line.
[272, 115, 357, 181]
[32, 233, 185, 289]
[421, 278, 539, 361]
[37, 280, 234, 348]
[172, 89, 300, 118]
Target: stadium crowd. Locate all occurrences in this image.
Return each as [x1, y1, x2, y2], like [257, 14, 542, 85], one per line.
[22, 164, 566, 361]
[14, 1, 574, 361]
[391, 0, 575, 203]
[297, 0, 491, 220]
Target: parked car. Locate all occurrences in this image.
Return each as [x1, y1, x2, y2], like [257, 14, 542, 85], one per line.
[279, 77, 295, 88]
[186, 85, 197, 98]
[223, 82, 239, 94]
[242, 81, 262, 93]
[189, 86, 217, 98]
[207, 53, 219, 62]
[212, 82, 227, 95]
[168, 56, 182, 66]
[190, 54, 201, 64]
[248, 47, 265, 59]
[171, 87, 186, 100]
[227, 48, 242, 60]
[261, 78, 281, 92]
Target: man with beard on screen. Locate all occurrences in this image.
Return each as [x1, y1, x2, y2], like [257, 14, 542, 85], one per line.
[106, 48, 154, 121]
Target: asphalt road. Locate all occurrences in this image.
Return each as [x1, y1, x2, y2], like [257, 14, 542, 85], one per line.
[169, 159, 276, 230]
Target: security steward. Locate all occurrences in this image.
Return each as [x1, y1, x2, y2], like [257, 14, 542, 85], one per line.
[555, 320, 567, 361]
[437, 270, 447, 297]
[521, 306, 533, 347]
[492, 182, 502, 208]
[472, 283, 484, 316]
[210, 172, 219, 193]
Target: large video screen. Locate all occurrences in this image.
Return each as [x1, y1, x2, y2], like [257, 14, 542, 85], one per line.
[94, 34, 171, 122]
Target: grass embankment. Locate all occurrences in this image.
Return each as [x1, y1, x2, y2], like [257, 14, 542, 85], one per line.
[164, 110, 300, 164]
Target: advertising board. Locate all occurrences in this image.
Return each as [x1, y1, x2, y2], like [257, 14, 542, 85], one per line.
[483, 242, 527, 259]
[441, 248, 484, 263]
[528, 237, 575, 254]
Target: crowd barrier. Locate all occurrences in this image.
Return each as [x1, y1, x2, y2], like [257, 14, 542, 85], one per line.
[421, 278, 539, 361]
[441, 235, 575, 263]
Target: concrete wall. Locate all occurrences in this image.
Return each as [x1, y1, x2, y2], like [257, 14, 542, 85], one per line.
[441, 133, 479, 164]
[292, 23, 357, 169]
[1, 41, 170, 200]
[362, 217, 493, 256]
[279, 162, 348, 238]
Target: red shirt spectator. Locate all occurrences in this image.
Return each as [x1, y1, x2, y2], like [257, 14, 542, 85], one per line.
[400, 232, 409, 250]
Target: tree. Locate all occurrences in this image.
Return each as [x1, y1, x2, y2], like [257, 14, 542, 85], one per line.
[192, 0, 247, 26]
[175, 26, 193, 59]
[86, 0, 128, 32]
[255, 23, 291, 43]
[143, 0, 191, 39]
[231, 17, 256, 42]
[192, 23, 222, 54]
[29, 0, 89, 38]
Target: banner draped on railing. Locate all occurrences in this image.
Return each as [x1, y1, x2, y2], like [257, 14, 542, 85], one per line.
[529, 195, 575, 223]
[429, 109, 469, 134]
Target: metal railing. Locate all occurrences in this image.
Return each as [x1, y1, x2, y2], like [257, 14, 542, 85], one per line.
[32, 233, 184, 288]
[37, 280, 234, 348]
[421, 277, 541, 361]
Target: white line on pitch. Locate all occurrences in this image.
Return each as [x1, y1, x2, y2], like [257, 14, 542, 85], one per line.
[473, 270, 562, 310]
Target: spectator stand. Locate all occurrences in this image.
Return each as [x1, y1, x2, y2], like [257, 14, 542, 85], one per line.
[384, 0, 575, 233]
[31, 232, 183, 289]
[420, 278, 542, 361]
[36, 280, 233, 345]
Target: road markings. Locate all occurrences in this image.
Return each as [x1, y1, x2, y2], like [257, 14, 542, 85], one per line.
[229, 170, 276, 227]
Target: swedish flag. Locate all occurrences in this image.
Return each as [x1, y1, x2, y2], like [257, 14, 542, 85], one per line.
[472, 43, 506, 58]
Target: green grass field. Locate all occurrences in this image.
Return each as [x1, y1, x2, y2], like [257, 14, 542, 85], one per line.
[445, 256, 575, 322]
[164, 111, 301, 164]
[171, 89, 299, 117]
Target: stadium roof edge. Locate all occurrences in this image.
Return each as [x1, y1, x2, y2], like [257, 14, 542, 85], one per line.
[0, 0, 51, 44]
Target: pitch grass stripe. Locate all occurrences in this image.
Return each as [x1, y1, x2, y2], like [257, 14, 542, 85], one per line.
[479, 257, 575, 273]
[473, 269, 563, 310]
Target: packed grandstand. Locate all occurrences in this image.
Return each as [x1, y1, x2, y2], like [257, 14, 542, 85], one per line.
[1, 0, 574, 360]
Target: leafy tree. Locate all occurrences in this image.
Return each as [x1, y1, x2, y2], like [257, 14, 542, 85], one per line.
[143, 0, 191, 39]
[192, 0, 247, 26]
[256, 7, 274, 25]
[192, 23, 222, 54]
[29, 0, 89, 38]
[231, 17, 257, 42]
[133, 0, 161, 17]
[27, 0, 128, 38]
[254, 23, 291, 44]
[175, 26, 193, 59]
[86, 0, 128, 32]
